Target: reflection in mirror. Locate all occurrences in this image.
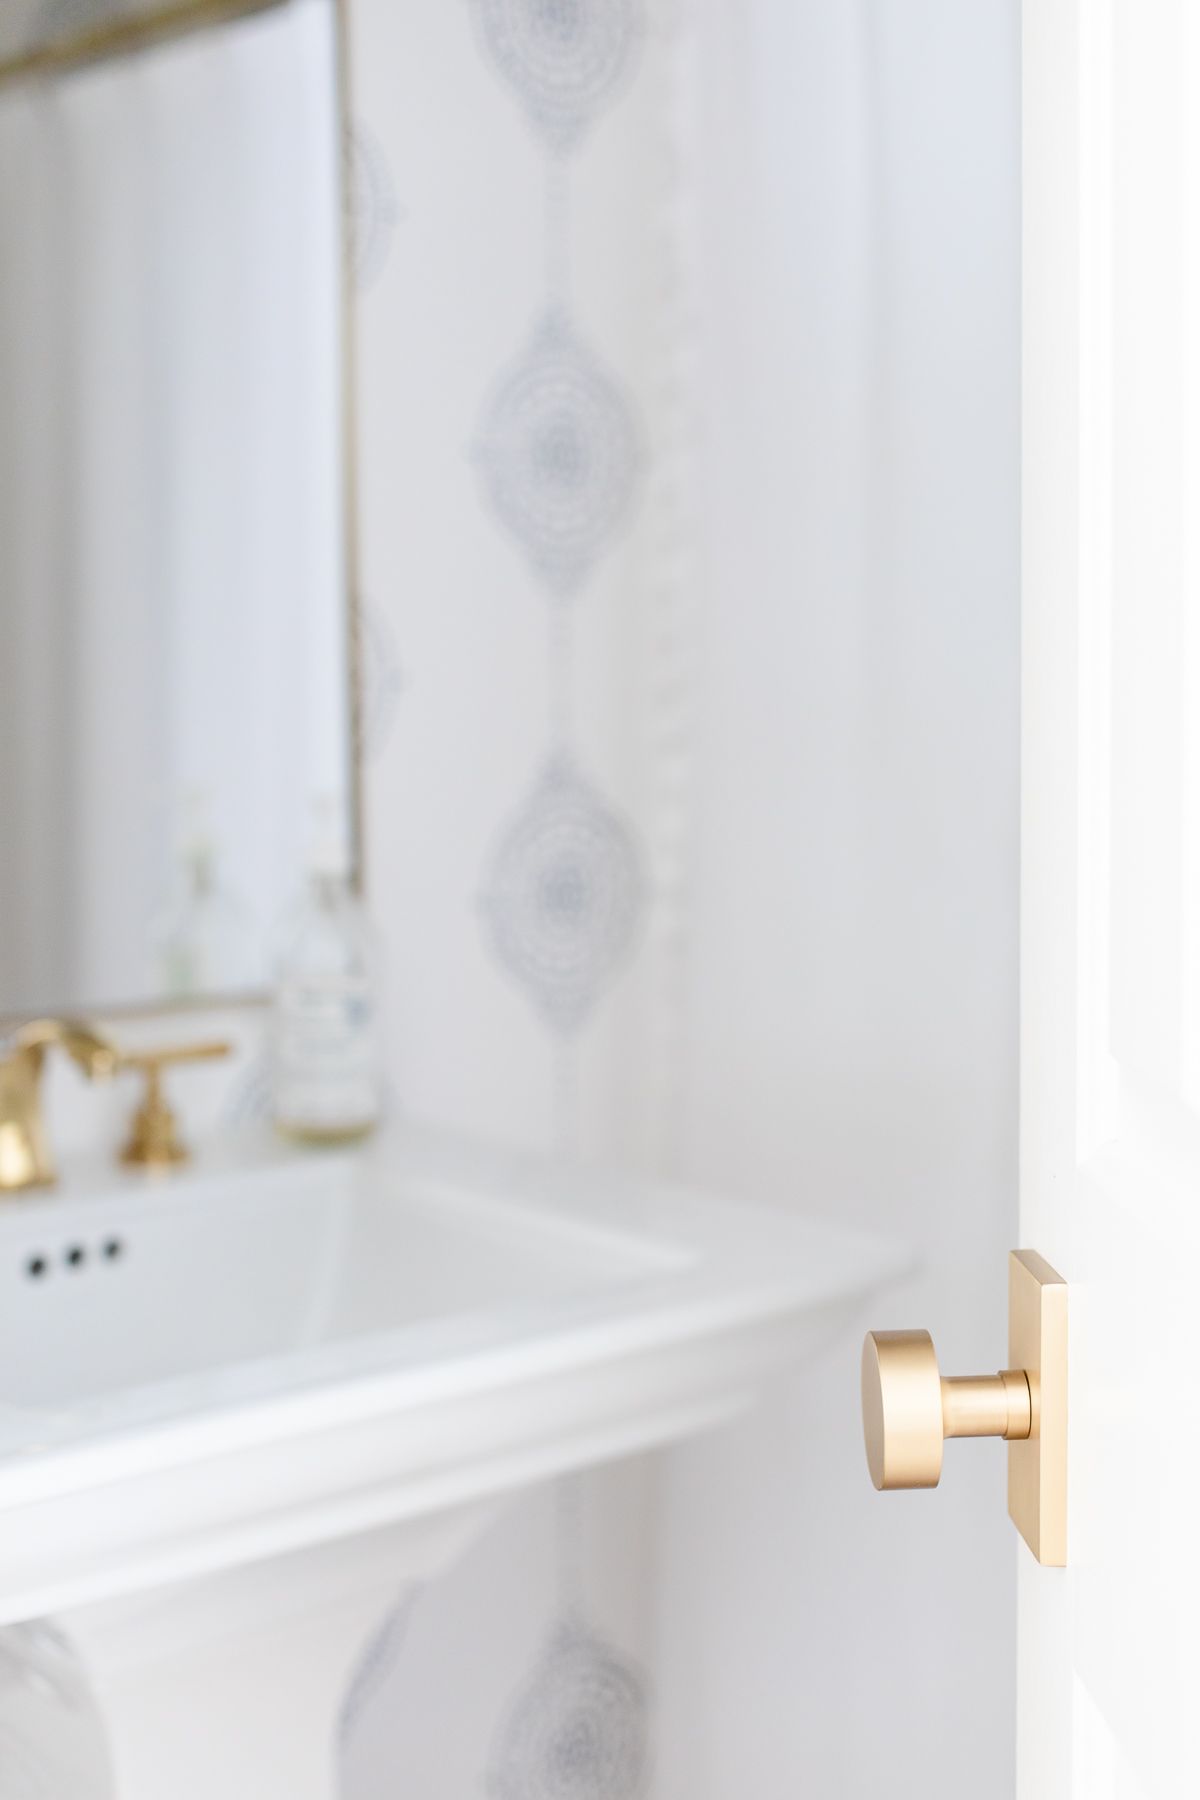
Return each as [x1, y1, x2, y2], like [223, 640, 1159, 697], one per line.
[0, 0, 354, 1018]
[0, 0, 281, 81]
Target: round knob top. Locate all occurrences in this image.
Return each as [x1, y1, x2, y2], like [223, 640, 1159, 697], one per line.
[861, 1329, 944, 1490]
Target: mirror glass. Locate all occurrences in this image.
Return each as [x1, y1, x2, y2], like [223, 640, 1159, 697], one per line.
[0, 0, 354, 1019]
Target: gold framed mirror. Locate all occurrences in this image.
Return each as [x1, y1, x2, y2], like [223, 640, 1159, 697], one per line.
[0, 1, 285, 87]
[0, 0, 363, 1024]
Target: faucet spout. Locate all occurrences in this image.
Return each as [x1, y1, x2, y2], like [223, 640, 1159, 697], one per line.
[0, 1018, 121, 1192]
[14, 1017, 121, 1080]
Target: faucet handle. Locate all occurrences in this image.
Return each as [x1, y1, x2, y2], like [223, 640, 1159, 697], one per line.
[12, 1017, 121, 1078]
[117, 1040, 232, 1170]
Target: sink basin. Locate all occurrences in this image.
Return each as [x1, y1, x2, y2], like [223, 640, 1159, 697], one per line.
[0, 1126, 903, 1800]
[0, 1143, 683, 1435]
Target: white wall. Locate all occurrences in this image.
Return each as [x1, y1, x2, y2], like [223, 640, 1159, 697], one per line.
[652, 4, 1021, 1796]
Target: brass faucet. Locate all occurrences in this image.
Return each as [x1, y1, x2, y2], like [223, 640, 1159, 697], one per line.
[0, 1018, 121, 1192]
[118, 1040, 232, 1168]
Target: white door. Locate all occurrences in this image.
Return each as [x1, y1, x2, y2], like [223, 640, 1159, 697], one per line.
[1021, 0, 1200, 1793]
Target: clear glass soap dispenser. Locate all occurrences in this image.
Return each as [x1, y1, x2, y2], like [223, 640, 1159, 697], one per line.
[152, 789, 260, 998]
[270, 799, 382, 1143]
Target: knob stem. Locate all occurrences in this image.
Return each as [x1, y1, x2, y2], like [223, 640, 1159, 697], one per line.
[941, 1370, 1031, 1442]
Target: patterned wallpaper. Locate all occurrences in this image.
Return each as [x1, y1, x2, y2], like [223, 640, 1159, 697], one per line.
[340, 1469, 656, 1800]
[468, 0, 648, 1085]
[487, 1616, 649, 1800]
[342, 0, 678, 1793]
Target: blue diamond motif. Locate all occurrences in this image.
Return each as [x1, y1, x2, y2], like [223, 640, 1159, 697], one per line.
[475, 310, 641, 598]
[481, 757, 644, 1032]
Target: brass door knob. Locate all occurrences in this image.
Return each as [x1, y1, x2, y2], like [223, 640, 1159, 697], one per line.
[860, 1251, 1069, 1566]
[861, 1329, 1031, 1490]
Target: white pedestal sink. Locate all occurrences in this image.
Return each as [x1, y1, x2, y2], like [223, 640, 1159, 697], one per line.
[0, 1127, 903, 1798]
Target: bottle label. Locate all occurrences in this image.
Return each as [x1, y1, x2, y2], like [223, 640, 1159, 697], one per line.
[273, 975, 379, 1132]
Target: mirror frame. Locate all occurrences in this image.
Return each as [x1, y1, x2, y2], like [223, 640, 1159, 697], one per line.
[0, 0, 365, 1026]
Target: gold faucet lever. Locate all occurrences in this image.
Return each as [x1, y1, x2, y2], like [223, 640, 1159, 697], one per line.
[861, 1249, 1068, 1566]
[118, 1039, 232, 1170]
[0, 1018, 121, 1192]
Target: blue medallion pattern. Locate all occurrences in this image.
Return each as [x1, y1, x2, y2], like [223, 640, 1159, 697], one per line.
[338, 1594, 417, 1750]
[475, 310, 641, 598]
[468, 0, 645, 155]
[488, 1618, 649, 1800]
[0, 1623, 114, 1798]
[221, 1052, 273, 1129]
[344, 120, 401, 294]
[481, 756, 643, 1031]
[358, 597, 404, 761]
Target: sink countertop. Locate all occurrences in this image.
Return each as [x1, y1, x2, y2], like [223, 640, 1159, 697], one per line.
[0, 1123, 906, 1621]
